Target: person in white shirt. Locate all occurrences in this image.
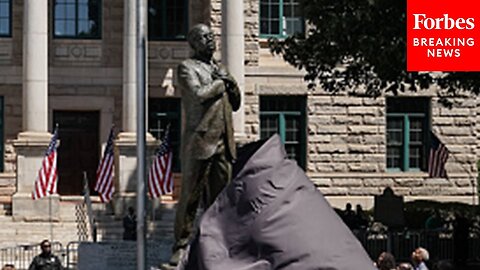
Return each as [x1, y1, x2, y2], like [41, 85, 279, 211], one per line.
[412, 247, 429, 270]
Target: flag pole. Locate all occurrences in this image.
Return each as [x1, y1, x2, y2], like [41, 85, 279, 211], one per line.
[50, 124, 58, 243]
[136, 0, 147, 268]
[83, 171, 97, 242]
[152, 199, 155, 222]
[49, 194, 53, 242]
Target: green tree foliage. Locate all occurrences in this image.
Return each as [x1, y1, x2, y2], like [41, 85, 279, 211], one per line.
[269, 0, 480, 107]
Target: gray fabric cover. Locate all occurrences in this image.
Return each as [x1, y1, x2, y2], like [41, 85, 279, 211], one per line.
[183, 135, 375, 270]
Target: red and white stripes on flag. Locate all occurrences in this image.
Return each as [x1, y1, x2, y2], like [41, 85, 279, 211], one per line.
[32, 127, 59, 200]
[428, 132, 449, 178]
[95, 126, 115, 202]
[148, 126, 173, 198]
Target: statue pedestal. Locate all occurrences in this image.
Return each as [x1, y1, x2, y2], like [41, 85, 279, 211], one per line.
[12, 132, 61, 221]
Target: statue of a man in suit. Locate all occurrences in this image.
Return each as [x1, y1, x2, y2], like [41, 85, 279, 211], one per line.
[168, 24, 241, 266]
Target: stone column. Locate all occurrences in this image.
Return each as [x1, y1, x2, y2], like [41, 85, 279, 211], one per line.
[115, 0, 156, 217]
[122, 0, 137, 136]
[13, 0, 59, 221]
[221, 0, 245, 136]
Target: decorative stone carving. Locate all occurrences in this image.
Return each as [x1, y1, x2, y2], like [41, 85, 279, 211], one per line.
[53, 42, 102, 62]
[148, 42, 190, 64]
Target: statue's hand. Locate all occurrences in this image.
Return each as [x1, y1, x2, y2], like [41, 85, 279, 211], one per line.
[214, 66, 236, 85]
[214, 65, 233, 81]
[215, 66, 229, 78]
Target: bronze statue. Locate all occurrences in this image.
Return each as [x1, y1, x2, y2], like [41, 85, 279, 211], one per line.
[168, 24, 241, 266]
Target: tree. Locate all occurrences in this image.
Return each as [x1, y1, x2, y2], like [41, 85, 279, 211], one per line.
[269, 0, 480, 107]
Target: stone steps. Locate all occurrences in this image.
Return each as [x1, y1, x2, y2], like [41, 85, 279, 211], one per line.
[0, 224, 174, 249]
[0, 202, 177, 269]
[0, 202, 177, 249]
[0, 219, 79, 247]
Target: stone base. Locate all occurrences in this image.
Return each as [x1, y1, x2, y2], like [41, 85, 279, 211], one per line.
[12, 193, 60, 221]
[16, 131, 53, 143]
[77, 240, 174, 270]
[13, 132, 58, 221]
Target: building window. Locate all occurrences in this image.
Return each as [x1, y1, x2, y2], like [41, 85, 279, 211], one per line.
[386, 97, 430, 172]
[0, 0, 11, 37]
[260, 0, 304, 38]
[148, 0, 188, 40]
[53, 0, 101, 38]
[148, 98, 181, 172]
[260, 96, 306, 169]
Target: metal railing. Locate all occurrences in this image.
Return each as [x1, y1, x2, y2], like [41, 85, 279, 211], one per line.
[65, 242, 80, 270]
[356, 230, 480, 263]
[0, 242, 64, 270]
[2, 233, 479, 269]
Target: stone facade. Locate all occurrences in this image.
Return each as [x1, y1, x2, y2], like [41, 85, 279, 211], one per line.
[477, 97, 480, 170]
[0, 0, 23, 208]
[210, 0, 259, 66]
[243, 72, 479, 208]
[0, 0, 478, 215]
[240, 0, 479, 208]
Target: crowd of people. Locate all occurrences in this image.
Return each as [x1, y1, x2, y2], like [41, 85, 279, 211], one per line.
[1, 203, 475, 269]
[375, 247, 455, 270]
[340, 202, 477, 270]
[0, 243, 465, 270]
[340, 203, 370, 230]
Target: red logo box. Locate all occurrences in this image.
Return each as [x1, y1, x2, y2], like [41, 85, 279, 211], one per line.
[407, 0, 480, 71]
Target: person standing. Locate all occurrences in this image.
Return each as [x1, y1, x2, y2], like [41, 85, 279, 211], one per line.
[411, 247, 429, 270]
[398, 262, 414, 270]
[122, 206, 137, 241]
[167, 23, 241, 267]
[376, 251, 396, 270]
[28, 240, 63, 270]
[453, 213, 469, 267]
[355, 204, 369, 229]
[342, 203, 357, 230]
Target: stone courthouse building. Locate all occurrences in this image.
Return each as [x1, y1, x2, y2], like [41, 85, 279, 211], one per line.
[0, 0, 478, 225]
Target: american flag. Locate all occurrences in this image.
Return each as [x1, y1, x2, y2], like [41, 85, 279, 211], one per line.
[32, 126, 59, 200]
[148, 126, 173, 198]
[95, 126, 115, 202]
[428, 132, 449, 178]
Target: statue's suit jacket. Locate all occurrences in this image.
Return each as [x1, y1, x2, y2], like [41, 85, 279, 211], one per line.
[177, 58, 240, 160]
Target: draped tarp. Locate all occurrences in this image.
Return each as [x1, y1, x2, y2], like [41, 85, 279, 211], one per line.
[180, 135, 375, 270]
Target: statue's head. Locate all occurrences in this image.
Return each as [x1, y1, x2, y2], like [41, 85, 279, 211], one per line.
[187, 24, 216, 57]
